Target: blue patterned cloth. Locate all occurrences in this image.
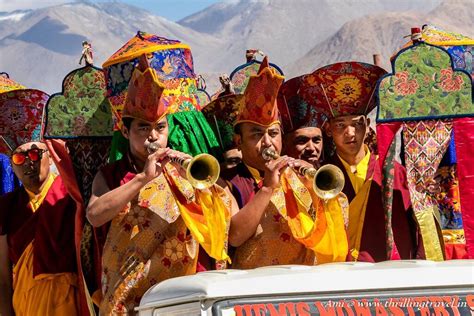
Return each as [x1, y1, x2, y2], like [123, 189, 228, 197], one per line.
[0, 153, 21, 195]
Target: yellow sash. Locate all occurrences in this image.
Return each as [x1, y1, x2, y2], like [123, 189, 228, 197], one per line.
[282, 170, 348, 263]
[164, 166, 231, 262]
[347, 179, 372, 261]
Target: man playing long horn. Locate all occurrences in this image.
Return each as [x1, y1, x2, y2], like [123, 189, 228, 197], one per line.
[222, 57, 349, 268]
[86, 55, 236, 314]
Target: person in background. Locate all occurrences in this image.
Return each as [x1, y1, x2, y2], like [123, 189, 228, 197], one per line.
[0, 98, 83, 315]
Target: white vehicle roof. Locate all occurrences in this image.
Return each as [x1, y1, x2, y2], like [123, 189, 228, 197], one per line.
[138, 260, 474, 310]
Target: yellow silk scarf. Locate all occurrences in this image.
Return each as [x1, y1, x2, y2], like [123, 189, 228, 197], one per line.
[166, 171, 231, 263]
[281, 171, 348, 264]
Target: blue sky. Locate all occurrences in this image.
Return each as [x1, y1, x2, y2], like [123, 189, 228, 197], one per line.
[126, 0, 220, 20]
[0, 0, 222, 21]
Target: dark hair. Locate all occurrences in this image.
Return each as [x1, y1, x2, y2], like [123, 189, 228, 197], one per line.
[234, 123, 242, 136]
[122, 117, 133, 130]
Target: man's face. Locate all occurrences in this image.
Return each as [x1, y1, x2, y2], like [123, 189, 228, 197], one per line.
[221, 148, 242, 169]
[284, 127, 323, 166]
[11, 142, 51, 190]
[121, 117, 169, 162]
[326, 115, 369, 157]
[235, 122, 282, 171]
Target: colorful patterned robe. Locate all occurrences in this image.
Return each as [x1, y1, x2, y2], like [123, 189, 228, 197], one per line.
[98, 157, 230, 315]
[223, 163, 348, 268]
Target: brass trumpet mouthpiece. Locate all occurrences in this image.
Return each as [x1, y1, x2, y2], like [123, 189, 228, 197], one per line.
[147, 142, 161, 154]
[146, 141, 220, 190]
[262, 148, 279, 161]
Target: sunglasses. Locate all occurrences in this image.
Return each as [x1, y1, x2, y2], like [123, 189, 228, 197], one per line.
[11, 148, 47, 166]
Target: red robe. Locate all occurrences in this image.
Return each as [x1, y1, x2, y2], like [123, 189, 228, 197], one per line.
[0, 176, 77, 275]
[326, 154, 419, 262]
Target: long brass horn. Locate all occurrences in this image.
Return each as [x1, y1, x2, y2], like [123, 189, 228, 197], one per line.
[147, 143, 220, 190]
[262, 148, 345, 200]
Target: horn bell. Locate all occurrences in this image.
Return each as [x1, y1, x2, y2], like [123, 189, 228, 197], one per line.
[313, 164, 345, 200]
[183, 154, 221, 190]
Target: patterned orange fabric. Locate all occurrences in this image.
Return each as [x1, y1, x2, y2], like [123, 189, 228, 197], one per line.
[0, 74, 25, 93]
[235, 57, 284, 127]
[122, 62, 167, 123]
[232, 169, 316, 268]
[100, 165, 198, 314]
[102, 31, 189, 68]
[301, 62, 386, 118]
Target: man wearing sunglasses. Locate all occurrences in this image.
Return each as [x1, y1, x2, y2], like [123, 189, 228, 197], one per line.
[0, 93, 82, 315]
[10, 144, 50, 192]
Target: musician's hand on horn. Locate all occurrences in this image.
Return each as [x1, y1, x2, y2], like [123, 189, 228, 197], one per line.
[141, 147, 170, 182]
[167, 149, 192, 178]
[263, 154, 292, 190]
[288, 159, 315, 189]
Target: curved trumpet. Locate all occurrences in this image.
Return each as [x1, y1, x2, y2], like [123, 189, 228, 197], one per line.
[262, 148, 345, 200]
[147, 142, 220, 190]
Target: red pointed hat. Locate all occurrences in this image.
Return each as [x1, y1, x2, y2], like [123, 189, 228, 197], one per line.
[300, 62, 387, 118]
[122, 55, 167, 123]
[235, 57, 284, 127]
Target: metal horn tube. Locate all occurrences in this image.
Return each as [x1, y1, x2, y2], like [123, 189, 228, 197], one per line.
[261, 148, 345, 200]
[147, 143, 220, 190]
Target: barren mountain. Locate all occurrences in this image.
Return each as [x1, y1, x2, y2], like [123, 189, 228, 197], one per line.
[179, 0, 442, 72]
[0, 0, 470, 95]
[0, 1, 222, 93]
[288, 0, 473, 77]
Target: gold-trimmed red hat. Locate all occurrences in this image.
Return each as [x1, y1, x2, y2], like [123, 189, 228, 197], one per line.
[122, 55, 167, 123]
[0, 89, 49, 154]
[300, 62, 387, 118]
[235, 57, 284, 127]
[277, 75, 328, 134]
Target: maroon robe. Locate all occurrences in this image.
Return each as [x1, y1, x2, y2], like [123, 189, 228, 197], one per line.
[221, 163, 260, 208]
[0, 176, 77, 276]
[326, 154, 419, 262]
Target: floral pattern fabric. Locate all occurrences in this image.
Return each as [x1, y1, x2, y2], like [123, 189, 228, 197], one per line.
[232, 169, 316, 269]
[100, 167, 197, 315]
[103, 31, 186, 68]
[0, 74, 25, 93]
[105, 48, 200, 129]
[300, 62, 386, 118]
[278, 75, 328, 133]
[44, 66, 113, 138]
[377, 43, 472, 121]
[0, 89, 48, 153]
[447, 45, 473, 78]
[435, 165, 463, 230]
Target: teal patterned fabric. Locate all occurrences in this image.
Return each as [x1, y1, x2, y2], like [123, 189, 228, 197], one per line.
[44, 66, 113, 138]
[377, 43, 473, 122]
